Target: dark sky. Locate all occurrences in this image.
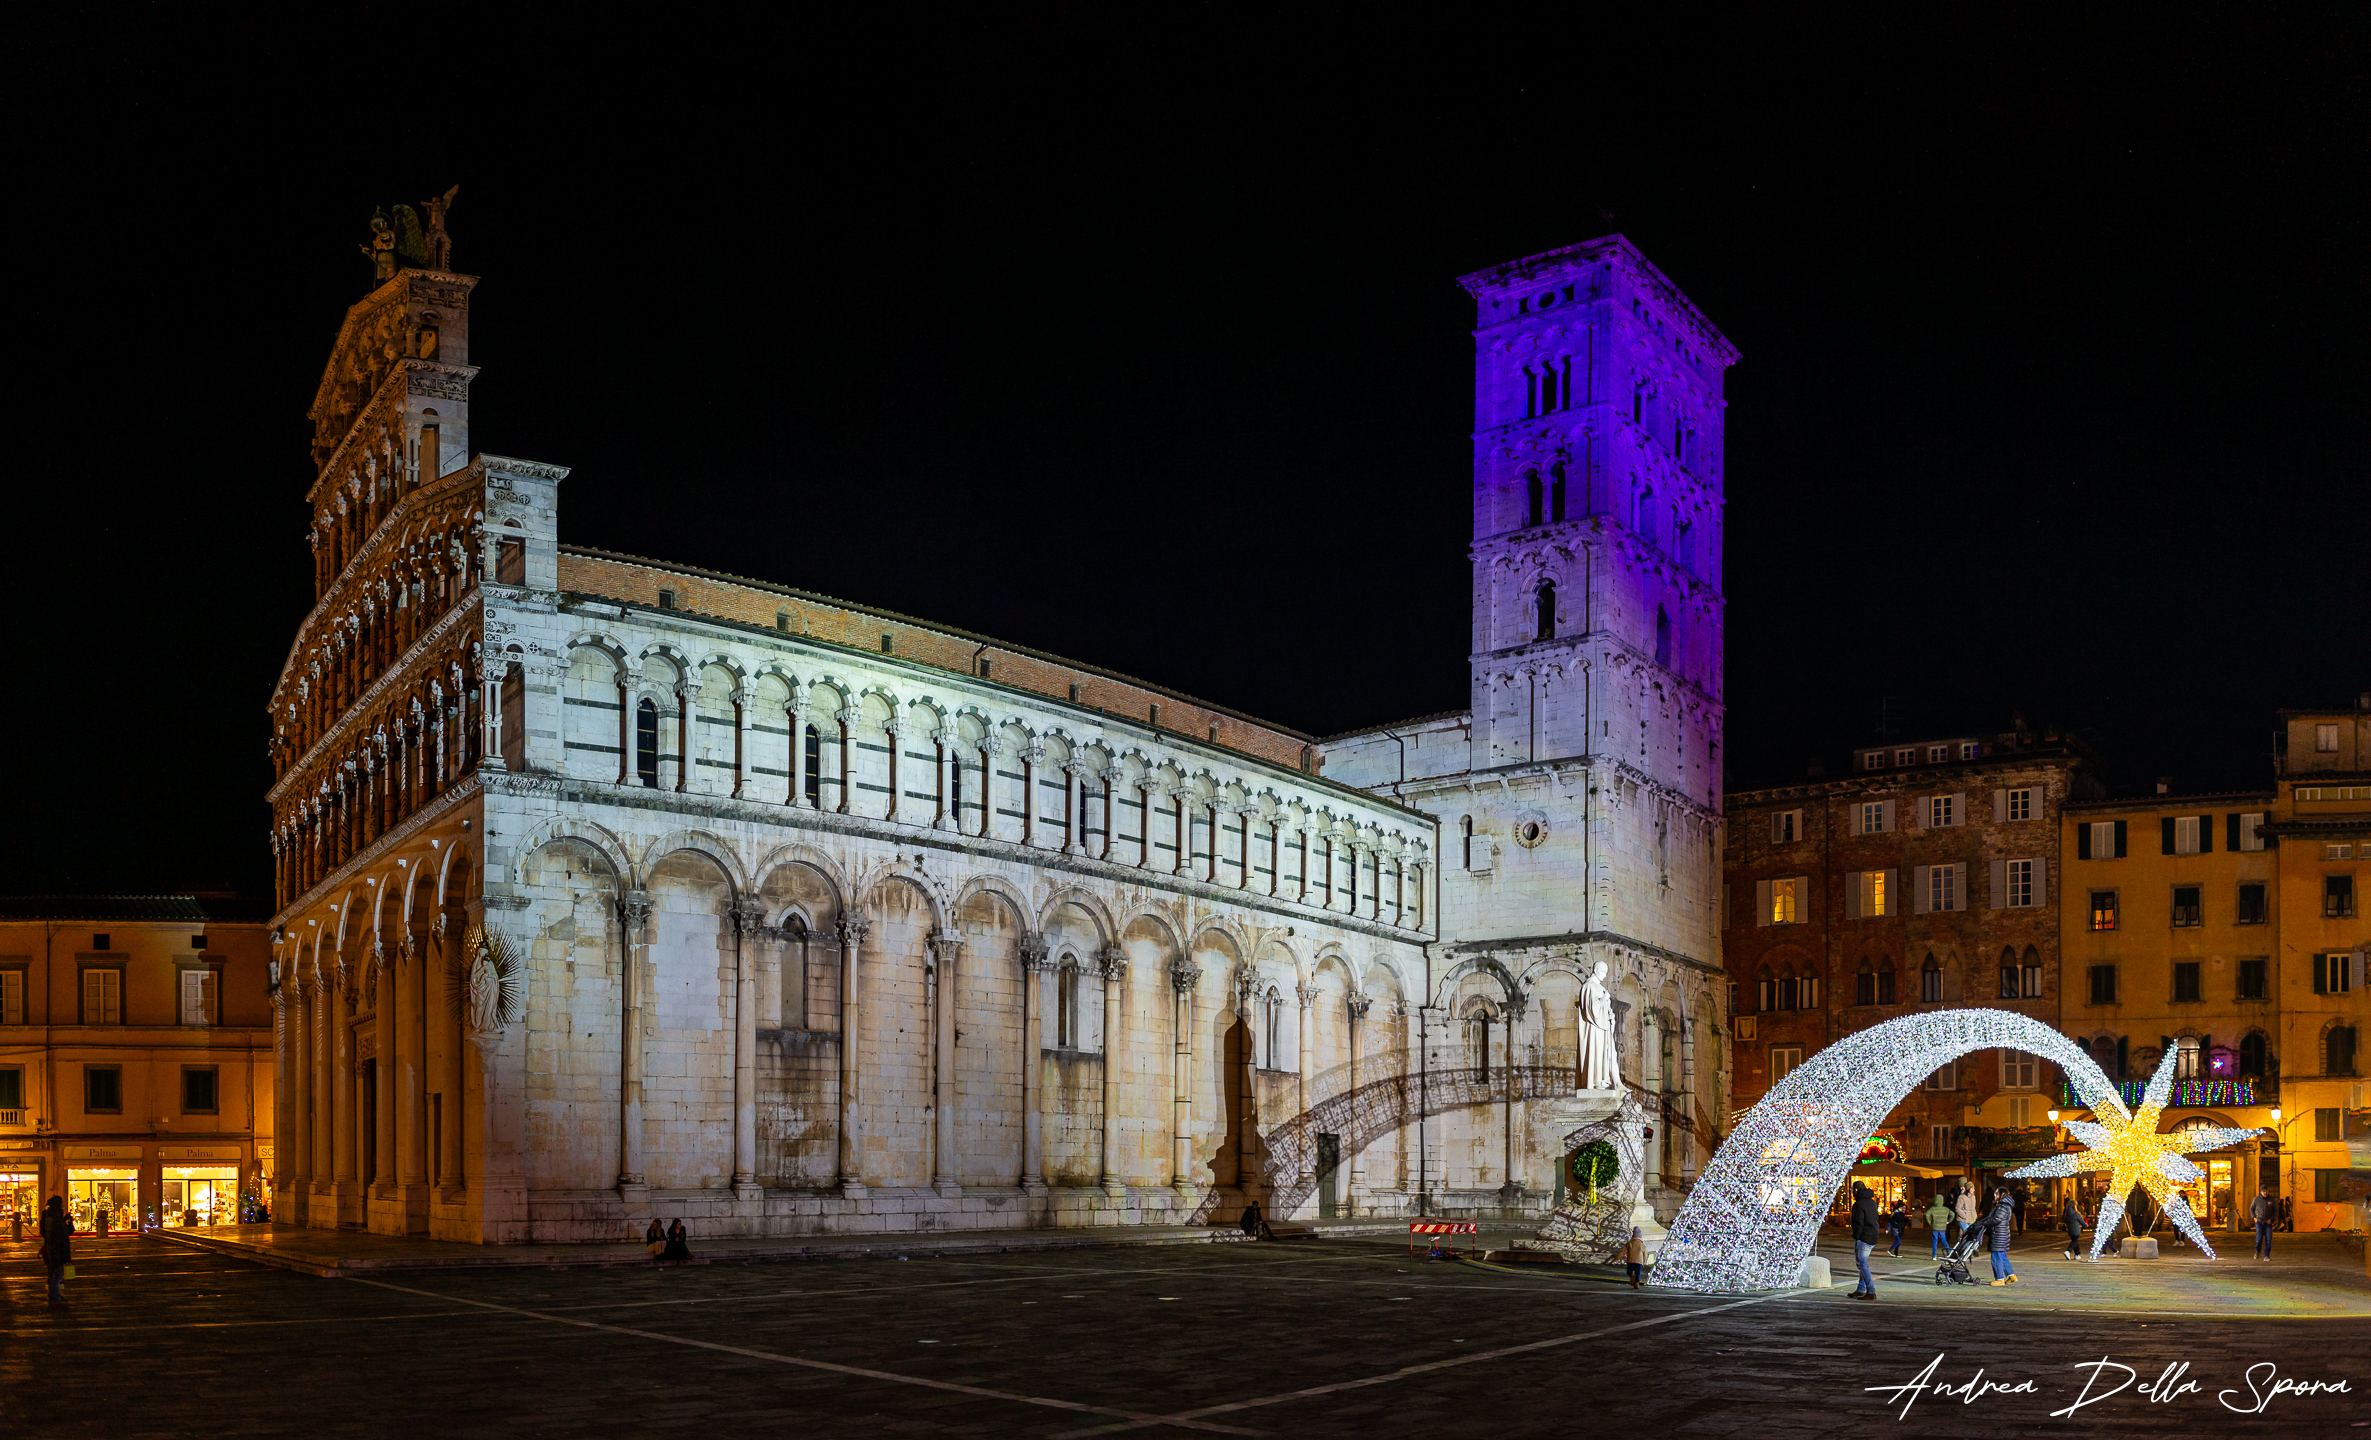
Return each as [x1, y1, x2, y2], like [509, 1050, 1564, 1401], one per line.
[13, 11, 2365, 899]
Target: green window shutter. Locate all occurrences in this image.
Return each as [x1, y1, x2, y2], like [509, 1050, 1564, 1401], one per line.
[2078, 824, 2092, 860]
[2114, 820, 2127, 858]
[2161, 816, 2176, 854]
[2198, 813, 2213, 853]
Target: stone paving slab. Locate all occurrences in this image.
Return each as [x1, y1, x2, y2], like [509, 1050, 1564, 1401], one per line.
[5, 1229, 2362, 1436]
[152, 1219, 1288, 1276]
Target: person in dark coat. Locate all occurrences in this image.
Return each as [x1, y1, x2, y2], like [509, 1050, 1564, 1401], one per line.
[1848, 1181, 1882, 1299]
[645, 1217, 666, 1263]
[1984, 1187, 2019, 1285]
[1886, 1200, 1908, 1256]
[2062, 1194, 2087, 1261]
[663, 1218, 691, 1267]
[38, 1195, 72, 1308]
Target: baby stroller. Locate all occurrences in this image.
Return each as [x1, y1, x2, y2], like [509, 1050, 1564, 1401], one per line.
[1934, 1225, 1985, 1286]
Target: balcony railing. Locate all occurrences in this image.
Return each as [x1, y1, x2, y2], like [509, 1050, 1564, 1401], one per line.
[0, 1109, 25, 1126]
[2057, 1077, 2265, 1110]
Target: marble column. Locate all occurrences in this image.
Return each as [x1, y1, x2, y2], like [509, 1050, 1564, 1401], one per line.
[1169, 786, 1189, 877]
[400, 925, 428, 1231]
[1235, 968, 1262, 1204]
[788, 699, 810, 807]
[1022, 743, 1042, 846]
[731, 685, 751, 798]
[1170, 956, 1200, 1198]
[1346, 993, 1372, 1208]
[1019, 931, 1051, 1196]
[311, 955, 333, 1211]
[729, 898, 766, 1199]
[934, 731, 955, 831]
[616, 891, 652, 1196]
[930, 930, 964, 1197]
[332, 948, 358, 1224]
[1296, 982, 1317, 1196]
[673, 681, 693, 793]
[837, 915, 870, 1197]
[835, 705, 857, 815]
[288, 969, 313, 1225]
[883, 716, 902, 823]
[1098, 942, 1128, 1198]
[1063, 761, 1087, 855]
[617, 671, 636, 784]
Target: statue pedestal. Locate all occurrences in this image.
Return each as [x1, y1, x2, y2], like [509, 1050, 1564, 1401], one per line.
[1533, 1088, 1666, 1258]
[2119, 1236, 2159, 1259]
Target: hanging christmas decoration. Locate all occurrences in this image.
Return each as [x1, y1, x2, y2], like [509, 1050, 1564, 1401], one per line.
[1856, 1135, 1903, 1165]
[1653, 1009, 2125, 1292]
[2005, 1045, 2261, 1259]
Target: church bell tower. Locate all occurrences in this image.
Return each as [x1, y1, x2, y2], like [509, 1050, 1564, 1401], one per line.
[1458, 235, 1734, 810]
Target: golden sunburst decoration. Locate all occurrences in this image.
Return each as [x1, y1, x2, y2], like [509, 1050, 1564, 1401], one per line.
[2006, 1045, 2261, 1259]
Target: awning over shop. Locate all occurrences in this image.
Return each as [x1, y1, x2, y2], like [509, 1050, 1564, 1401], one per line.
[1853, 1160, 1959, 1179]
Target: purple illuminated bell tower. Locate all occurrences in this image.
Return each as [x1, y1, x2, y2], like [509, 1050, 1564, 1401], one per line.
[1461, 235, 1732, 803]
[1320, 234, 1735, 1217]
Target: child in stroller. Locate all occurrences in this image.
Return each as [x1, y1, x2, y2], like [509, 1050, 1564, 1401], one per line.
[1933, 1220, 1986, 1285]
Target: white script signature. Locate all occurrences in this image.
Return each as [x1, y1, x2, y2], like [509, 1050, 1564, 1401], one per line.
[1865, 1352, 2352, 1420]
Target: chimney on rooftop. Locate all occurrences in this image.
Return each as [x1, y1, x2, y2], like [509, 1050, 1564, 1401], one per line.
[2357, 690, 2369, 711]
[2155, 777, 2172, 795]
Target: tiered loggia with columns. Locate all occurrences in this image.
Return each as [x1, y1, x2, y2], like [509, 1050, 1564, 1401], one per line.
[268, 239, 1445, 1244]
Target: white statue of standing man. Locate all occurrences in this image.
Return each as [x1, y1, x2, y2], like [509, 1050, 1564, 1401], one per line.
[1578, 959, 1621, 1091]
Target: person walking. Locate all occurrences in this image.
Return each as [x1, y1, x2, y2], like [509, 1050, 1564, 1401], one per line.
[1984, 1187, 2019, 1286]
[1953, 1184, 1978, 1251]
[663, 1218, 691, 1267]
[1886, 1200, 1908, 1256]
[1848, 1181, 1882, 1300]
[1925, 1193, 1953, 1258]
[38, 1195, 72, 1309]
[1623, 1226, 1646, 1289]
[2250, 1189, 2276, 1261]
[2061, 1193, 2087, 1260]
[645, 1217, 666, 1264]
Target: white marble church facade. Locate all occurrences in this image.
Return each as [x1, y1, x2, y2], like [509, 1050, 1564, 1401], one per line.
[264, 230, 1726, 1245]
[265, 258, 1437, 1244]
[1319, 235, 1734, 1221]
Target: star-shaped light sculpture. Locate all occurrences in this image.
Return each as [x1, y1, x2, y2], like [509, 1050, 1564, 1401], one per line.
[2007, 1046, 2261, 1259]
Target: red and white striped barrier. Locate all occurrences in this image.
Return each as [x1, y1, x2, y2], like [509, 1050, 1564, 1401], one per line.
[1409, 1219, 1480, 1256]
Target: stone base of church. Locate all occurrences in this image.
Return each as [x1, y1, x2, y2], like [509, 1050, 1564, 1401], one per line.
[280, 1178, 1437, 1244]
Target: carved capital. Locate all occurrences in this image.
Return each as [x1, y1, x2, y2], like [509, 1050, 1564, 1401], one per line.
[729, 898, 769, 936]
[1169, 957, 1202, 993]
[1097, 941, 1128, 982]
[1297, 982, 1320, 1009]
[838, 915, 871, 949]
[1018, 931, 1057, 972]
[617, 889, 654, 932]
[1347, 993, 1374, 1020]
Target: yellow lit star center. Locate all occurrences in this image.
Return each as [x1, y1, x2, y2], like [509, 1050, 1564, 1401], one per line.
[2010, 1046, 2264, 1260]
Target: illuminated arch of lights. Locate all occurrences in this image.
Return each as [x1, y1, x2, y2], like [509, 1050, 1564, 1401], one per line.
[1654, 1009, 2172, 1292]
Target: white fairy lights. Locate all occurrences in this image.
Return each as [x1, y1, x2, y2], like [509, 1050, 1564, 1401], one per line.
[1654, 1009, 2127, 1292]
[2004, 1046, 2260, 1259]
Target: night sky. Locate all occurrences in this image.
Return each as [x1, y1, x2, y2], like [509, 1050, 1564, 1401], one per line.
[13, 12, 2363, 900]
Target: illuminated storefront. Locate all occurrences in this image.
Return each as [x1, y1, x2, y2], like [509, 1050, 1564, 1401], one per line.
[1, 1170, 38, 1233]
[162, 1166, 240, 1227]
[66, 1166, 139, 1231]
